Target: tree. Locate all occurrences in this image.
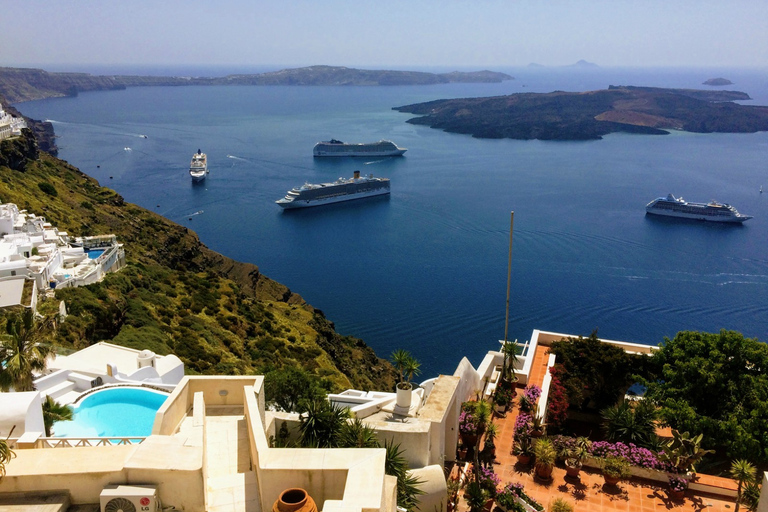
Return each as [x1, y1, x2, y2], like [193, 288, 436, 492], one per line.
[729, 459, 757, 512]
[641, 330, 768, 462]
[264, 366, 329, 413]
[547, 330, 647, 410]
[42, 396, 73, 437]
[0, 310, 52, 391]
[501, 339, 519, 383]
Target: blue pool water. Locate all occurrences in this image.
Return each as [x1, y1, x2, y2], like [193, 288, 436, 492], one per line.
[86, 248, 105, 259]
[53, 387, 169, 438]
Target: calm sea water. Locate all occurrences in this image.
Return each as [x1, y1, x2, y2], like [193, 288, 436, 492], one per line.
[19, 66, 768, 377]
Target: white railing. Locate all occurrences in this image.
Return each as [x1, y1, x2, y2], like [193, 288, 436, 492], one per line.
[36, 437, 146, 448]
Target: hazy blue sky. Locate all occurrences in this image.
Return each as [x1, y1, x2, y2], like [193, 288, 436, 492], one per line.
[3, 0, 767, 70]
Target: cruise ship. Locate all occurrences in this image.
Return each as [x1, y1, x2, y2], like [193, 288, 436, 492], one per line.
[189, 150, 208, 182]
[645, 194, 752, 223]
[276, 171, 390, 209]
[313, 139, 407, 157]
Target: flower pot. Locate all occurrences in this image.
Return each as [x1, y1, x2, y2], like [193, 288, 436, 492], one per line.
[494, 403, 507, 416]
[516, 453, 531, 465]
[669, 488, 685, 501]
[273, 488, 317, 512]
[603, 475, 620, 486]
[462, 434, 479, 448]
[483, 498, 494, 512]
[536, 464, 553, 481]
[396, 382, 413, 409]
[565, 464, 581, 478]
[530, 428, 543, 438]
[458, 447, 468, 460]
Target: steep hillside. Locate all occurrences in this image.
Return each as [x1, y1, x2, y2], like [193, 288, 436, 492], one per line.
[0, 131, 397, 391]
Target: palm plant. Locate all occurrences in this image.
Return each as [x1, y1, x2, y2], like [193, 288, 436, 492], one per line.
[0, 310, 52, 392]
[337, 417, 379, 448]
[390, 349, 421, 390]
[0, 434, 15, 480]
[298, 398, 350, 448]
[501, 339, 519, 383]
[601, 399, 658, 448]
[384, 439, 425, 511]
[729, 459, 757, 512]
[42, 396, 73, 437]
[533, 437, 557, 480]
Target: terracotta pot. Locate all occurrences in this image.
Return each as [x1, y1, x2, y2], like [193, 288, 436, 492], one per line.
[483, 498, 494, 512]
[462, 434, 479, 448]
[536, 464, 553, 480]
[273, 488, 317, 512]
[516, 454, 531, 465]
[603, 474, 620, 486]
[458, 447, 468, 460]
[494, 403, 507, 416]
[565, 464, 581, 478]
[669, 488, 685, 501]
[530, 428, 543, 438]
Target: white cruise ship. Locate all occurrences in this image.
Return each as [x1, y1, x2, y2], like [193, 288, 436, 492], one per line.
[276, 171, 390, 209]
[189, 150, 208, 182]
[645, 194, 752, 223]
[313, 139, 407, 157]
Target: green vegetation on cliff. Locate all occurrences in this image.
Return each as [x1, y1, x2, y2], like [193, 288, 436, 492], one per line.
[0, 131, 396, 391]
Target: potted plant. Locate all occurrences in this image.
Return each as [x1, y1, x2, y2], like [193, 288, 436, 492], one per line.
[500, 339, 520, 384]
[533, 437, 556, 481]
[447, 477, 462, 512]
[658, 429, 713, 478]
[390, 349, 421, 410]
[512, 435, 534, 465]
[494, 387, 512, 416]
[495, 486, 526, 512]
[463, 480, 491, 512]
[559, 436, 592, 479]
[549, 497, 574, 512]
[601, 455, 630, 486]
[530, 405, 545, 438]
[518, 384, 541, 413]
[482, 422, 499, 460]
[667, 474, 688, 501]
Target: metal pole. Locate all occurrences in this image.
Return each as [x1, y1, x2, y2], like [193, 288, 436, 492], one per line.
[503, 211, 514, 345]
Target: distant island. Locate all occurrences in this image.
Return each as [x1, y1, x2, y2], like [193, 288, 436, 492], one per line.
[393, 85, 768, 141]
[0, 65, 513, 103]
[528, 60, 599, 68]
[703, 77, 733, 86]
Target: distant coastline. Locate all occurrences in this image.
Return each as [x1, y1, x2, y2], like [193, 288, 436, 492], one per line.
[0, 65, 513, 104]
[394, 85, 768, 141]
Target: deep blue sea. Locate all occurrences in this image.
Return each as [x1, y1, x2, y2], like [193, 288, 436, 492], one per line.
[18, 66, 768, 377]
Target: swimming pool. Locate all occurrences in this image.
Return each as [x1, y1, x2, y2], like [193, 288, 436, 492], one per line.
[86, 248, 105, 259]
[52, 387, 169, 438]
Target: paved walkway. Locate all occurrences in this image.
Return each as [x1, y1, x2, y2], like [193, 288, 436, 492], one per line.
[205, 406, 260, 512]
[461, 341, 739, 512]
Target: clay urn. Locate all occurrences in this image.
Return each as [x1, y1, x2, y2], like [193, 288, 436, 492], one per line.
[273, 488, 317, 512]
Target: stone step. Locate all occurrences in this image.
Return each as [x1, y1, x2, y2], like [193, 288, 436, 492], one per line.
[0, 491, 70, 512]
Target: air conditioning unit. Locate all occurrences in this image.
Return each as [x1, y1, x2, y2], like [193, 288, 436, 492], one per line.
[91, 376, 103, 388]
[100, 485, 158, 512]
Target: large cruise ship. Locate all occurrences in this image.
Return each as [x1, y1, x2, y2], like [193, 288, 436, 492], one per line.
[313, 139, 407, 157]
[276, 171, 390, 209]
[645, 194, 752, 223]
[189, 150, 208, 182]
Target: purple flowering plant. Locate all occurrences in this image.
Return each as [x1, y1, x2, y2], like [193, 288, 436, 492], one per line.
[668, 475, 688, 492]
[513, 413, 533, 439]
[459, 410, 478, 436]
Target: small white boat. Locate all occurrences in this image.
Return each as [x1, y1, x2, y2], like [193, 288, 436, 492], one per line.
[189, 149, 208, 182]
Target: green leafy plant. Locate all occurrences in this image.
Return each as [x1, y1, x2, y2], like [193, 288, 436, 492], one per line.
[601, 455, 631, 480]
[0, 432, 15, 480]
[533, 437, 556, 479]
[337, 417, 379, 448]
[601, 399, 659, 448]
[298, 398, 350, 448]
[729, 459, 757, 512]
[658, 429, 714, 475]
[549, 498, 574, 512]
[390, 349, 421, 390]
[463, 480, 490, 512]
[559, 436, 592, 470]
[0, 309, 52, 391]
[42, 396, 73, 437]
[384, 440, 425, 511]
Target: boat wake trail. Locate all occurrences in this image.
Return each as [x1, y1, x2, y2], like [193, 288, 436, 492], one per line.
[363, 159, 387, 165]
[188, 210, 204, 217]
[226, 155, 249, 162]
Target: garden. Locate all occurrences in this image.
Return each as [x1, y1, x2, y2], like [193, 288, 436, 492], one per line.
[450, 330, 766, 512]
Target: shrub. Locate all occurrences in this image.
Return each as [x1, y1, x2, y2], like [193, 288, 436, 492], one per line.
[38, 181, 58, 196]
[549, 498, 574, 512]
[546, 365, 570, 431]
[602, 455, 631, 479]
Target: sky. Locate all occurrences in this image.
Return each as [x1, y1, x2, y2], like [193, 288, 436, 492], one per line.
[2, 0, 767, 71]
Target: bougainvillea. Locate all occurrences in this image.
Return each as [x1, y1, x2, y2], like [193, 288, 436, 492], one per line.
[546, 365, 569, 431]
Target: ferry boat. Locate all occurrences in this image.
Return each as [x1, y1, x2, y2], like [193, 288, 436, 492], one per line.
[276, 171, 390, 209]
[189, 150, 208, 182]
[645, 194, 752, 223]
[313, 139, 407, 157]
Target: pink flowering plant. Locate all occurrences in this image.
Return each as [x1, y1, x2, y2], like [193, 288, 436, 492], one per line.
[459, 410, 478, 436]
[590, 441, 669, 471]
[668, 475, 689, 492]
[477, 465, 501, 495]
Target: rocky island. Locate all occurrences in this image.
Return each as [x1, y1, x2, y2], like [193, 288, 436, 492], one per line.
[0, 65, 513, 103]
[703, 78, 733, 86]
[393, 85, 768, 141]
